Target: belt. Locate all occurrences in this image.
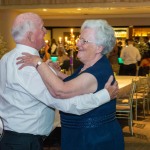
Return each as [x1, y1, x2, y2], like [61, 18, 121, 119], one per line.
[61, 112, 116, 128]
[124, 63, 136, 65]
[3, 130, 47, 141]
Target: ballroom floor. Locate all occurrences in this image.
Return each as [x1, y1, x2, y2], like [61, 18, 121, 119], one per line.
[43, 109, 150, 150]
[122, 112, 150, 150]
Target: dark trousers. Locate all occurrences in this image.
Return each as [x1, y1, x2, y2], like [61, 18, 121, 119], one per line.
[118, 64, 124, 75]
[0, 130, 43, 150]
[122, 64, 137, 76]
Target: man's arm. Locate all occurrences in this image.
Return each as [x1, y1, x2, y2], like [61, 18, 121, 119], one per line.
[46, 76, 118, 115]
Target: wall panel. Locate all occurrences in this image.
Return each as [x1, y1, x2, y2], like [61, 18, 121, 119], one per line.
[1, 0, 150, 5]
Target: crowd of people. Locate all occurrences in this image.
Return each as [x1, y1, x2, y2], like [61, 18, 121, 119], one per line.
[39, 39, 58, 62]
[39, 37, 83, 74]
[40, 24, 150, 77]
[108, 36, 150, 76]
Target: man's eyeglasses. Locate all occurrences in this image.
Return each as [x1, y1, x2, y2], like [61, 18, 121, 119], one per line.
[77, 38, 98, 45]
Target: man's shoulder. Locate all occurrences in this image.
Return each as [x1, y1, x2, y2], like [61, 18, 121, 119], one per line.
[133, 46, 140, 51]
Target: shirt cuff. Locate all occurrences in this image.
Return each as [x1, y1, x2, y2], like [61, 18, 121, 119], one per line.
[94, 89, 110, 105]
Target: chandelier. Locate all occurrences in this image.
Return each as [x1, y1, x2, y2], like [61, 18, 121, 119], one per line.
[58, 28, 79, 73]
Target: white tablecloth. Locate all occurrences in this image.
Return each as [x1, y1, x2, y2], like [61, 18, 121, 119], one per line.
[116, 76, 138, 98]
[116, 76, 137, 88]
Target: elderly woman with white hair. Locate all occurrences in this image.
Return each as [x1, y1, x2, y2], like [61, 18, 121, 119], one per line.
[17, 19, 124, 150]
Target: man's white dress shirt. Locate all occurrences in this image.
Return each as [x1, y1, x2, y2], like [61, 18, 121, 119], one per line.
[0, 44, 110, 136]
[120, 44, 141, 65]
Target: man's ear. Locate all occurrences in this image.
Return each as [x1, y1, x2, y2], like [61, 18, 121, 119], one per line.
[27, 31, 34, 43]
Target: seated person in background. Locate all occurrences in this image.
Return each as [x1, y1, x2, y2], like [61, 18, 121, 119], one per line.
[58, 48, 70, 66]
[43, 41, 51, 62]
[57, 47, 70, 72]
[140, 51, 150, 67]
[138, 51, 150, 76]
[50, 38, 58, 55]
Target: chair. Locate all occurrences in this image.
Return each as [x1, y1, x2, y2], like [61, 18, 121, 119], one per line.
[116, 80, 136, 136]
[140, 76, 150, 115]
[133, 77, 149, 120]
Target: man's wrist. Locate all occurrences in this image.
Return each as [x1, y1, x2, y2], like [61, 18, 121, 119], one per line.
[36, 61, 43, 69]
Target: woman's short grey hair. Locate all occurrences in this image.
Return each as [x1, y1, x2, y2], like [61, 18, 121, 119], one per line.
[81, 19, 116, 55]
[11, 13, 40, 43]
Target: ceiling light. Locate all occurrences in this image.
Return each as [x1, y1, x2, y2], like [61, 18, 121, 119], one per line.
[77, 8, 81, 11]
[43, 9, 47, 12]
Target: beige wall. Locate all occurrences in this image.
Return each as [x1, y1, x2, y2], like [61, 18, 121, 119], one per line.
[1, 0, 150, 6]
[0, 10, 150, 50]
[0, 10, 18, 49]
[44, 17, 150, 27]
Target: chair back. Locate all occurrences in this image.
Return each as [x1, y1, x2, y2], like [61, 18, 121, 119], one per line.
[128, 80, 137, 106]
[116, 80, 136, 136]
[136, 77, 148, 94]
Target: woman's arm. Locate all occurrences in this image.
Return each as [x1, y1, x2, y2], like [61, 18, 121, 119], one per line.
[46, 60, 68, 80]
[17, 53, 98, 98]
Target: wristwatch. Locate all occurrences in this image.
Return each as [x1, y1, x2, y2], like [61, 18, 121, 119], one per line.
[36, 61, 43, 69]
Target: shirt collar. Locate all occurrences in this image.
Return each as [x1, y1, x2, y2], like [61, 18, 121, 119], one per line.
[16, 44, 40, 56]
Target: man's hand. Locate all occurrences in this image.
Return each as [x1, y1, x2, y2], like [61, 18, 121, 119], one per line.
[16, 53, 42, 69]
[104, 75, 119, 99]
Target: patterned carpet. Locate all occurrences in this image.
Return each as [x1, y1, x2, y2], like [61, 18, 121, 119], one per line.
[122, 115, 150, 150]
[43, 113, 150, 150]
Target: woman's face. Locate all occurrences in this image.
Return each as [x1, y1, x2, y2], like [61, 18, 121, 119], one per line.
[76, 28, 99, 64]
